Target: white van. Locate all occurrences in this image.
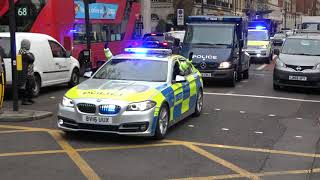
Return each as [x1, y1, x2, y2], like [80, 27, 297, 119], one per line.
[0, 33, 80, 96]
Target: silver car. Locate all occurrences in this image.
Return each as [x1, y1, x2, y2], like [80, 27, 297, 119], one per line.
[273, 34, 320, 90]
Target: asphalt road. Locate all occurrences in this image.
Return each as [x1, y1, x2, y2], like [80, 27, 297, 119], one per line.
[1, 62, 320, 180]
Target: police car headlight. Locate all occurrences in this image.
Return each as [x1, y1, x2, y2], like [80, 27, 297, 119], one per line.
[218, 62, 232, 69]
[313, 63, 320, 70]
[276, 58, 286, 68]
[127, 101, 156, 111]
[62, 97, 74, 107]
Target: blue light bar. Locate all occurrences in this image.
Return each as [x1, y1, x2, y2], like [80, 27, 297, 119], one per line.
[124, 48, 172, 55]
[255, 26, 266, 30]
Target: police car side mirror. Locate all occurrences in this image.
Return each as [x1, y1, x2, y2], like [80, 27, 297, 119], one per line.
[84, 71, 93, 78]
[175, 75, 187, 83]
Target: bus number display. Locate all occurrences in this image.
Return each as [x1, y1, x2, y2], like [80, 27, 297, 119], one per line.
[17, 7, 29, 17]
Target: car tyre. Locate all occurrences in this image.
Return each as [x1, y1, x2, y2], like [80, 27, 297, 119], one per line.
[32, 74, 41, 97]
[228, 70, 236, 87]
[68, 68, 80, 88]
[193, 88, 203, 117]
[273, 83, 281, 91]
[243, 70, 249, 79]
[154, 104, 169, 140]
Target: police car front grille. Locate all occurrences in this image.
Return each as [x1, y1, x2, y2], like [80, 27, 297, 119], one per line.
[286, 64, 314, 71]
[77, 103, 96, 114]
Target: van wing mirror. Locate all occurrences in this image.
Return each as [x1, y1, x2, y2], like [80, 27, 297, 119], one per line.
[188, 52, 193, 62]
[66, 51, 71, 58]
[239, 39, 244, 47]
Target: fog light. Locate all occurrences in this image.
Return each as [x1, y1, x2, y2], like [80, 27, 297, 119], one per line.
[140, 125, 147, 131]
[58, 119, 64, 125]
[256, 54, 261, 57]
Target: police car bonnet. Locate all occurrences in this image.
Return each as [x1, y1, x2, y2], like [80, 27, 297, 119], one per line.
[189, 47, 232, 62]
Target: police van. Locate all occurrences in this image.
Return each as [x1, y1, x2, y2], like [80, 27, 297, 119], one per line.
[181, 16, 250, 86]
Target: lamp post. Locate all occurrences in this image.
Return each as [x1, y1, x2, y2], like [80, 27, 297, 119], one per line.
[9, 0, 18, 111]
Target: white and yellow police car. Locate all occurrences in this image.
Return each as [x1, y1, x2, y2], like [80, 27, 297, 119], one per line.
[58, 48, 203, 139]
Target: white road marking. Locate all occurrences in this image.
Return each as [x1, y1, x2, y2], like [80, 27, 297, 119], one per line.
[295, 136, 303, 139]
[296, 117, 303, 120]
[254, 131, 264, 134]
[256, 64, 267, 70]
[221, 128, 229, 131]
[215, 108, 221, 111]
[240, 111, 246, 114]
[188, 125, 195, 128]
[204, 92, 320, 103]
[242, 80, 249, 83]
[268, 114, 276, 117]
[204, 113, 210, 115]
[50, 96, 56, 99]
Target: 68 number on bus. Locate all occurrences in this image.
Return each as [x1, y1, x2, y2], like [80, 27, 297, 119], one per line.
[17, 7, 28, 17]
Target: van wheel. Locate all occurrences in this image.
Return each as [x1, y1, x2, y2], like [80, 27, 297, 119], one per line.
[243, 70, 249, 79]
[68, 69, 80, 87]
[154, 104, 169, 140]
[32, 75, 41, 97]
[228, 71, 236, 87]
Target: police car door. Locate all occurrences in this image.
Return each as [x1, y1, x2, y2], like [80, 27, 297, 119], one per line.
[178, 56, 196, 115]
[48, 41, 70, 83]
[171, 59, 184, 121]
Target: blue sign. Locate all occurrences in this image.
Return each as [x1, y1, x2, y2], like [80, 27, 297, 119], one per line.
[74, 1, 118, 20]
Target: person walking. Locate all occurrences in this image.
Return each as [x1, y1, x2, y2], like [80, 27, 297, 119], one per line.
[19, 39, 35, 105]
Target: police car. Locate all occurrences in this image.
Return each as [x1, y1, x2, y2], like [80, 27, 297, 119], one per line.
[57, 48, 204, 139]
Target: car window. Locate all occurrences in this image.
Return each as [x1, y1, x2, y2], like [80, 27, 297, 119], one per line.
[143, 35, 164, 42]
[172, 61, 181, 81]
[248, 30, 269, 41]
[94, 59, 168, 82]
[49, 40, 66, 58]
[282, 38, 320, 56]
[0, 37, 11, 58]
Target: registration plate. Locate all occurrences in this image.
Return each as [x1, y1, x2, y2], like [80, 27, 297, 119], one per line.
[82, 115, 112, 125]
[289, 76, 307, 81]
[201, 73, 212, 77]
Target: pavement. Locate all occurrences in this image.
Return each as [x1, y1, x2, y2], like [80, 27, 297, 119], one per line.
[1, 61, 320, 180]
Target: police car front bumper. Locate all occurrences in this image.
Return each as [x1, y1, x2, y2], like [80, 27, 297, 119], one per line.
[57, 99, 157, 136]
[200, 69, 234, 80]
[246, 49, 270, 59]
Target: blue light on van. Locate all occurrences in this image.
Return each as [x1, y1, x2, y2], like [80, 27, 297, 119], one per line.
[124, 48, 172, 55]
[125, 48, 148, 54]
[256, 26, 266, 30]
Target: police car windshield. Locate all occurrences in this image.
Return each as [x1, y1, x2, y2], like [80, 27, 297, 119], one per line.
[184, 25, 233, 46]
[93, 59, 168, 82]
[282, 38, 320, 56]
[248, 30, 269, 41]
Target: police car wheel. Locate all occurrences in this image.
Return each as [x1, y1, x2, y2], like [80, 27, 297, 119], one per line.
[154, 104, 169, 140]
[68, 69, 80, 87]
[193, 89, 203, 117]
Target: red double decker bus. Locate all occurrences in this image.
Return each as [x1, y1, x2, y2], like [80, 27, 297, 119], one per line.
[0, 0, 142, 68]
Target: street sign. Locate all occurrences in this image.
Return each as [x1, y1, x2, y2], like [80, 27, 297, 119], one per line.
[177, 9, 184, 26]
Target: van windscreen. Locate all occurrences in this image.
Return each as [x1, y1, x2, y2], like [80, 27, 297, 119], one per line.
[0, 37, 10, 58]
[183, 24, 234, 46]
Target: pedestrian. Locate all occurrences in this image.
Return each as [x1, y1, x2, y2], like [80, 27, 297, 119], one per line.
[19, 39, 35, 105]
